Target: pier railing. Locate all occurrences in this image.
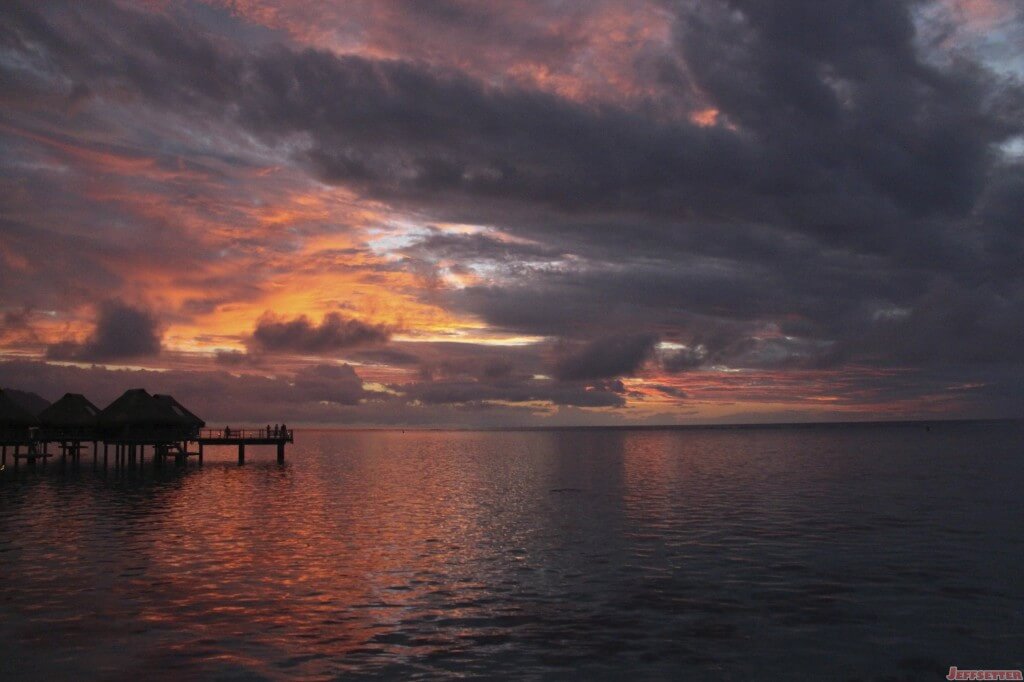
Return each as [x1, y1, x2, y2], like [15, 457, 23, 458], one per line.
[199, 428, 292, 441]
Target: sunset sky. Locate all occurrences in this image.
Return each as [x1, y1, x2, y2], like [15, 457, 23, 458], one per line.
[1, 0, 1023, 426]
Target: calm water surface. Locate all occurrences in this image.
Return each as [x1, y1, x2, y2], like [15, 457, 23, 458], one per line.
[1, 422, 1022, 680]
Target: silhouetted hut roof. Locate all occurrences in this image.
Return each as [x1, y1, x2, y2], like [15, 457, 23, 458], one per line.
[98, 388, 180, 428]
[0, 389, 39, 427]
[3, 388, 50, 415]
[153, 394, 205, 428]
[38, 393, 101, 428]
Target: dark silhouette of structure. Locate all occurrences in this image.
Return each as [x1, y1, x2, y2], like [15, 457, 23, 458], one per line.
[38, 393, 102, 463]
[98, 388, 198, 442]
[196, 425, 294, 464]
[39, 393, 100, 437]
[153, 394, 205, 434]
[0, 386, 292, 470]
[0, 388, 43, 466]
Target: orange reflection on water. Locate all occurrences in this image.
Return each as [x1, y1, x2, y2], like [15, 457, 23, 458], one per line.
[121, 433, 519, 671]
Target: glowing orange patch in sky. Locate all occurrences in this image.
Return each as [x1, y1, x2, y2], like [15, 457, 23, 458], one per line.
[690, 108, 720, 127]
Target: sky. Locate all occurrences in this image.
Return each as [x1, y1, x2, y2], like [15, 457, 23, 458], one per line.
[1, 0, 1023, 426]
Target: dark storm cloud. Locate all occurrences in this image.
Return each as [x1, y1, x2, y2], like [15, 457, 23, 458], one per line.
[250, 312, 390, 354]
[13, 0, 998, 240]
[46, 300, 161, 361]
[831, 278, 1024, 366]
[5, 0, 1021, 257]
[554, 333, 659, 381]
[1, 0, 1023, 420]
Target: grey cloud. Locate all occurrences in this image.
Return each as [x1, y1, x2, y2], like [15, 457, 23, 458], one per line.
[1, 1, 1023, 420]
[662, 347, 706, 373]
[0, 306, 40, 345]
[293, 363, 366, 405]
[554, 333, 659, 381]
[347, 348, 421, 367]
[46, 300, 161, 361]
[399, 378, 626, 408]
[649, 384, 689, 399]
[834, 280, 1024, 366]
[403, 230, 566, 264]
[250, 312, 390, 354]
[214, 349, 261, 367]
[7, 1, 1022, 264]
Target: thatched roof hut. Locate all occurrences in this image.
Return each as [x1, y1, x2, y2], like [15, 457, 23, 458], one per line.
[98, 389, 204, 441]
[38, 393, 101, 439]
[0, 388, 38, 442]
[153, 394, 205, 429]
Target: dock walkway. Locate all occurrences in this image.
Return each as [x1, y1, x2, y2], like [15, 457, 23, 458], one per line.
[197, 428, 294, 463]
[0, 427, 294, 469]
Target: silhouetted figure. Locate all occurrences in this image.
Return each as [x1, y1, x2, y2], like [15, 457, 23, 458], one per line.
[224, 425, 230, 438]
[274, 423, 279, 437]
[266, 424, 271, 437]
[280, 423, 287, 438]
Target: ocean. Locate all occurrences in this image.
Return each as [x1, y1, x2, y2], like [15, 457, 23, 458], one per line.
[1, 421, 1021, 680]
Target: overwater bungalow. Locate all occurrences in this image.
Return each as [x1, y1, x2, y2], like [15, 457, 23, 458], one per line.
[0, 385, 288, 467]
[153, 394, 205, 436]
[98, 388, 203, 444]
[37, 393, 101, 442]
[0, 388, 38, 444]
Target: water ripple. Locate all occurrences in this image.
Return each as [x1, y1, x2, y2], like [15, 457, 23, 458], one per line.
[1, 423, 1022, 678]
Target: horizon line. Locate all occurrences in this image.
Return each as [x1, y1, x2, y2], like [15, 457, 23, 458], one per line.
[287, 416, 1022, 432]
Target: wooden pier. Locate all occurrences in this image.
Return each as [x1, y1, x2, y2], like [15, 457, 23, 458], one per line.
[1, 388, 293, 472]
[0, 427, 294, 470]
[197, 428, 294, 464]
[0, 440, 55, 468]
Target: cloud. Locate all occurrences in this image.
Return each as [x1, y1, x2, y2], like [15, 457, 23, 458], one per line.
[0, 1, 1023, 422]
[250, 312, 390, 354]
[345, 348, 421, 367]
[46, 300, 161, 361]
[662, 347, 707, 373]
[403, 230, 566, 264]
[0, 306, 40, 345]
[398, 377, 627, 408]
[214, 349, 260, 367]
[293, 363, 366, 405]
[554, 333, 658, 381]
